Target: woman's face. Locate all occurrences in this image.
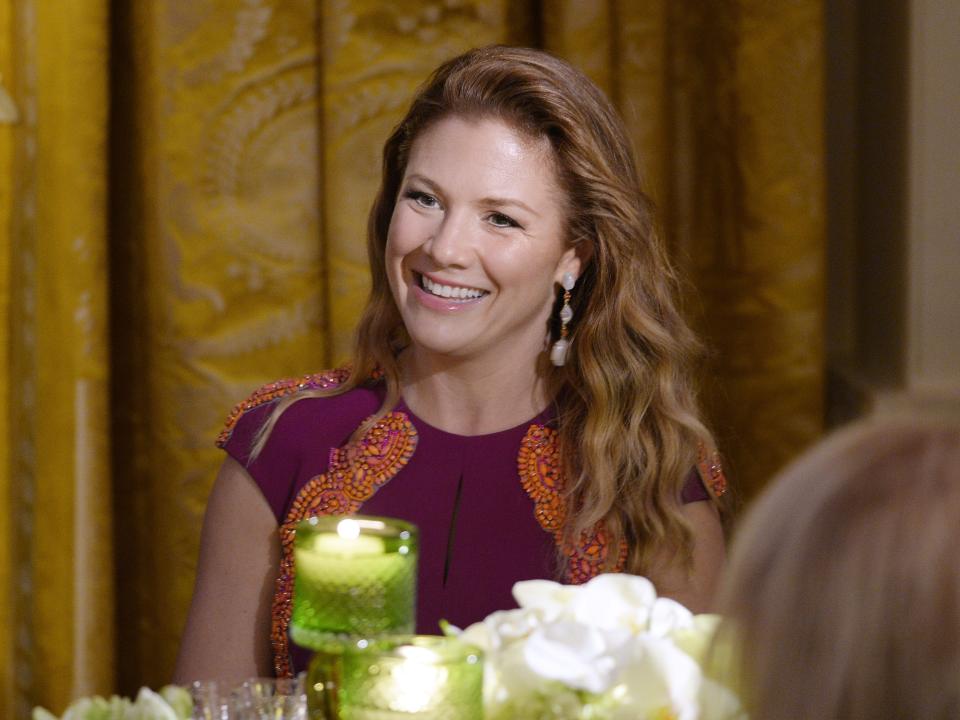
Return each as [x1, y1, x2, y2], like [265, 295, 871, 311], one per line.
[386, 116, 581, 366]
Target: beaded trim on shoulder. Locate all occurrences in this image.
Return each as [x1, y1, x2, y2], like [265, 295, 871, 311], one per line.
[517, 424, 627, 584]
[215, 367, 352, 447]
[270, 411, 418, 678]
[696, 444, 729, 499]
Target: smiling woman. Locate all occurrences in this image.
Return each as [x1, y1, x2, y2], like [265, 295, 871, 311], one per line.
[386, 117, 578, 395]
[173, 45, 729, 684]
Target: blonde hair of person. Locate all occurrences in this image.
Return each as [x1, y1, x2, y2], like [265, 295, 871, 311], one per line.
[716, 416, 960, 719]
[255, 45, 720, 575]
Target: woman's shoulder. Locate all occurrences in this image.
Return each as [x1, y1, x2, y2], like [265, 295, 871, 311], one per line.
[216, 368, 383, 452]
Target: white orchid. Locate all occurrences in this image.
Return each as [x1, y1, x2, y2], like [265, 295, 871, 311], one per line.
[523, 621, 633, 693]
[511, 578, 581, 623]
[611, 633, 704, 720]
[452, 574, 747, 720]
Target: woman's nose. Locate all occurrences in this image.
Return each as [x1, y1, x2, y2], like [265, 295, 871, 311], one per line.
[424, 212, 473, 267]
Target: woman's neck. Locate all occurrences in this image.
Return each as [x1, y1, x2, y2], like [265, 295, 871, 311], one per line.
[398, 348, 551, 436]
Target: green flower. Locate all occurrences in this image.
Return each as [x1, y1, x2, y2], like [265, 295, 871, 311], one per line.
[32, 685, 191, 720]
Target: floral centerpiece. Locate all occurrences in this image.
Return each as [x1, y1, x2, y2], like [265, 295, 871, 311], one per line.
[33, 686, 191, 720]
[33, 575, 743, 720]
[451, 574, 745, 720]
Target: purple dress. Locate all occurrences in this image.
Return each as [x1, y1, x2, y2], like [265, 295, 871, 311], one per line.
[218, 372, 712, 676]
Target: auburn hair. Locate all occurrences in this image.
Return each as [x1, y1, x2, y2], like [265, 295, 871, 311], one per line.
[255, 45, 720, 575]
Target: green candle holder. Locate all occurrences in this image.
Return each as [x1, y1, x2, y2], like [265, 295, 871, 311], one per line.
[292, 515, 418, 649]
[339, 635, 484, 720]
[291, 515, 419, 719]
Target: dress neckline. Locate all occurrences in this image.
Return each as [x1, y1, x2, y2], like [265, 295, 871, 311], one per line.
[395, 397, 555, 441]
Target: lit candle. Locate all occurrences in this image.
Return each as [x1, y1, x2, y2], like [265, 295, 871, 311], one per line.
[339, 636, 483, 720]
[302, 518, 388, 561]
[291, 515, 418, 650]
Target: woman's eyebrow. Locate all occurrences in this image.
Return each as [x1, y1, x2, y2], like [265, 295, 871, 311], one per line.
[478, 196, 540, 218]
[405, 173, 540, 218]
[404, 173, 440, 192]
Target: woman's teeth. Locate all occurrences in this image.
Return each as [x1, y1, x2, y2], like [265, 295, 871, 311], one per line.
[420, 275, 486, 300]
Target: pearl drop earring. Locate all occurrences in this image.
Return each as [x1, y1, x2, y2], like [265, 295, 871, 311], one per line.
[550, 272, 576, 367]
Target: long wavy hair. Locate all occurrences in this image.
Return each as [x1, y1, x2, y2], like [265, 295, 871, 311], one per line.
[256, 45, 719, 575]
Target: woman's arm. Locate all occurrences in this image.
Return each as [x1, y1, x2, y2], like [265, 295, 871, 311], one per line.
[647, 501, 726, 613]
[173, 456, 280, 684]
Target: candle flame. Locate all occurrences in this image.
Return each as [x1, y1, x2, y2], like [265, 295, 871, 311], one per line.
[337, 518, 361, 540]
[388, 659, 448, 713]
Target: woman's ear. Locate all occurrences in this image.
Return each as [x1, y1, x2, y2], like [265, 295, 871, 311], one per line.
[555, 241, 591, 285]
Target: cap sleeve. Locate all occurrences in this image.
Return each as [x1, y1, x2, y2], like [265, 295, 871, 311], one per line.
[680, 466, 711, 503]
[216, 370, 350, 521]
[216, 370, 350, 449]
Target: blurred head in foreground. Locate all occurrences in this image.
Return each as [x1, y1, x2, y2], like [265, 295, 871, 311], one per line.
[717, 415, 960, 719]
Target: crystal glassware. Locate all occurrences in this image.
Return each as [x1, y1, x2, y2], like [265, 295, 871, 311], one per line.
[237, 675, 307, 720]
[189, 680, 245, 720]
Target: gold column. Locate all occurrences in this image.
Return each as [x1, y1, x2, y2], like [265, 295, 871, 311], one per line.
[2, 0, 114, 715]
[1, 3, 15, 715]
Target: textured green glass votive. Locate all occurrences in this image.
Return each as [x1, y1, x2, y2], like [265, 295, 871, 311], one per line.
[291, 515, 418, 650]
[339, 636, 484, 720]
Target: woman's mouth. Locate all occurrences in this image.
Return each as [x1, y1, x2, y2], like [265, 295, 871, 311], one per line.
[417, 273, 488, 302]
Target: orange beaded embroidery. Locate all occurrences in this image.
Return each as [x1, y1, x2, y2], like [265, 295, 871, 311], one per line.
[697, 444, 729, 498]
[215, 368, 352, 447]
[271, 411, 418, 678]
[518, 424, 628, 583]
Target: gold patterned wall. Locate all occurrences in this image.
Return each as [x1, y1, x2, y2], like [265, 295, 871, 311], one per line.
[0, 2, 14, 712]
[632, 1, 826, 499]
[550, 1, 826, 498]
[112, 0, 332, 691]
[1, 0, 825, 714]
[2, 1, 114, 717]
[111, 0, 535, 694]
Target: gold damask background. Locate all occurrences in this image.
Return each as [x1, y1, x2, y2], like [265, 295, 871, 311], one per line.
[0, 1, 824, 715]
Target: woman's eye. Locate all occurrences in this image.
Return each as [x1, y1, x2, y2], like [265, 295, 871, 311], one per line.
[405, 190, 440, 209]
[488, 212, 520, 229]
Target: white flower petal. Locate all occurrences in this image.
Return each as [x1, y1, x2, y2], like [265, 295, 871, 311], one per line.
[484, 643, 549, 711]
[481, 607, 542, 649]
[648, 597, 695, 636]
[523, 621, 632, 694]
[670, 614, 722, 664]
[570, 574, 658, 632]
[512, 579, 576, 621]
[616, 635, 704, 720]
[458, 621, 492, 651]
[698, 676, 749, 720]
